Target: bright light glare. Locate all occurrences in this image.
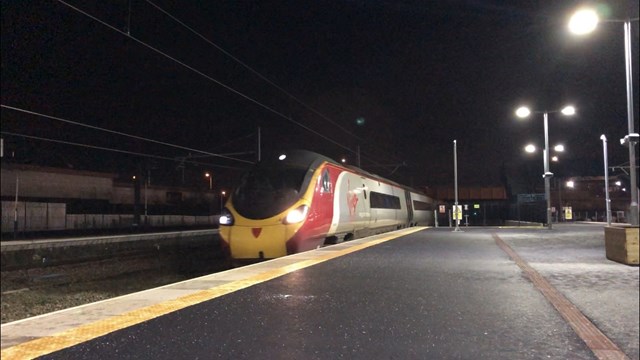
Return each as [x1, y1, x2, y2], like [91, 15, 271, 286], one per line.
[568, 9, 599, 35]
[554, 144, 565, 152]
[341, 158, 346, 163]
[285, 205, 309, 224]
[516, 106, 531, 118]
[278, 154, 287, 161]
[524, 144, 536, 153]
[552, 156, 559, 162]
[566, 181, 575, 188]
[561, 106, 576, 116]
[615, 181, 622, 186]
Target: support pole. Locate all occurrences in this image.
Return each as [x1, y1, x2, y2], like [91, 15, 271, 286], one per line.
[601, 135, 612, 225]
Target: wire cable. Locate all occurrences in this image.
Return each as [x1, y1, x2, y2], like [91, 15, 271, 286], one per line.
[145, 0, 365, 143]
[1, 131, 247, 170]
[54, 0, 360, 157]
[1, 104, 254, 164]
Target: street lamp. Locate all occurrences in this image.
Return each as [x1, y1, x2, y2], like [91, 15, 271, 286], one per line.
[205, 172, 212, 190]
[220, 190, 226, 213]
[568, 8, 638, 226]
[516, 105, 576, 229]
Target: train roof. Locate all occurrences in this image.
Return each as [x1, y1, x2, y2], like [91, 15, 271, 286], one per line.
[264, 149, 427, 196]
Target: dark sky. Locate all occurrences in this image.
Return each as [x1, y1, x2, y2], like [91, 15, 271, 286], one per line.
[1, 0, 639, 191]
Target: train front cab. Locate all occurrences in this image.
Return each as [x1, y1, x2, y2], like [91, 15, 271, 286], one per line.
[219, 151, 331, 262]
[219, 204, 308, 261]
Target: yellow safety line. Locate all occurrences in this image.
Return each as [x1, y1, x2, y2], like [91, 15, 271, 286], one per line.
[1, 227, 427, 360]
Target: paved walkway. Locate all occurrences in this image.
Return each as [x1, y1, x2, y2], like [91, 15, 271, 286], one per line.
[1, 224, 638, 359]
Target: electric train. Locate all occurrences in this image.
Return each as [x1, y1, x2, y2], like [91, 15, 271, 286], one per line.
[219, 150, 434, 263]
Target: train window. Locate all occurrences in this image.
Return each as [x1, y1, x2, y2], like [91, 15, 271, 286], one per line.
[413, 200, 432, 211]
[233, 165, 308, 219]
[370, 191, 401, 209]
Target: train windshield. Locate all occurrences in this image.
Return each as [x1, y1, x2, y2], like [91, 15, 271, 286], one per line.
[233, 164, 308, 219]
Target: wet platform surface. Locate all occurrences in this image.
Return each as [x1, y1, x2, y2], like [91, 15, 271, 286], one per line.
[2, 224, 638, 359]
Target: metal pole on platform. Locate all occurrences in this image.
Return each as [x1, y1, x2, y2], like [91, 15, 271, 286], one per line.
[453, 140, 461, 232]
[601, 135, 612, 226]
[623, 21, 638, 226]
[543, 112, 553, 230]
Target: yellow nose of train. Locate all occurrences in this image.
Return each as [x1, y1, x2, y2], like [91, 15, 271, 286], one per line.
[219, 206, 307, 261]
[226, 222, 288, 259]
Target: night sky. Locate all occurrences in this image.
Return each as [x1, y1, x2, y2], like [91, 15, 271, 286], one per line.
[1, 0, 638, 191]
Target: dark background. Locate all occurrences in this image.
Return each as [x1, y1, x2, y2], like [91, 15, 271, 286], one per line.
[2, 0, 638, 192]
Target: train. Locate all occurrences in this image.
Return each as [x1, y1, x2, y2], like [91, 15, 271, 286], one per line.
[218, 149, 434, 263]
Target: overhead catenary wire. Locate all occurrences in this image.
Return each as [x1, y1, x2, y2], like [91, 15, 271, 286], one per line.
[1, 104, 254, 164]
[143, 0, 411, 169]
[144, 0, 366, 144]
[54, 0, 364, 160]
[1, 131, 246, 170]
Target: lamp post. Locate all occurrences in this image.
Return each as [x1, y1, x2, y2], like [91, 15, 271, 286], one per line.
[205, 172, 212, 190]
[220, 190, 226, 213]
[569, 8, 638, 226]
[601, 135, 612, 225]
[453, 140, 462, 232]
[525, 143, 565, 222]
[516, 105, 575, 229]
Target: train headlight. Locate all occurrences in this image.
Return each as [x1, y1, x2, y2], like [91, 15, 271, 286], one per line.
[219, 208, 234, 226]
[284, 205, 309, 224]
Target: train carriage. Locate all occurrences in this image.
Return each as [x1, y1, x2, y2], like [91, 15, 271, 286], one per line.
[219, 150, 434, 263]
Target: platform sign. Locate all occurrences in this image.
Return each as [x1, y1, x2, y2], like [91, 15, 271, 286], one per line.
[439, 205, 446, 213]
[564, 206, 573, 220]
[453, 205, 463, 220]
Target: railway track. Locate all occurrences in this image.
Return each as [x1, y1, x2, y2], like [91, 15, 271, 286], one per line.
[1, 232, 228, 323]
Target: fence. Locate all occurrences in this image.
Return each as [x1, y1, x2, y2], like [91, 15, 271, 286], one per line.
[1, 201, 218, 233]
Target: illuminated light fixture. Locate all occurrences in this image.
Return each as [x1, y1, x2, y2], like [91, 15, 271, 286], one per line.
[552, 156, 559, 162]
[515, 106, 531, 118]
[219, 208, 234, 225]
[615, 181, 622, 186]
[568, 9, 599, 35]
[341, 158, 346, 163]
[566, 180, 575, 188]
[554, 144, 565, 152]
[524, 144, 536, 153]
[278, 154, 287, 161]
[284, 205, 309, 224]
[561, 106, 576, 116]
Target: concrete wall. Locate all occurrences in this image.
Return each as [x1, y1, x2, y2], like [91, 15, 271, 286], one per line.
[1, 201, 218, 233]
[2, 202, 67, 232]
[1, 163, 216, 206]
[1, 165, 113, 200]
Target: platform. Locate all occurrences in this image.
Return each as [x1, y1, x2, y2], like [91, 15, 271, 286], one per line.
[1, 224, 638, 359]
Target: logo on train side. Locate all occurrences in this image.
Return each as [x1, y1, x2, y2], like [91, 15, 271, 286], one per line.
[347, 179, 358, 216]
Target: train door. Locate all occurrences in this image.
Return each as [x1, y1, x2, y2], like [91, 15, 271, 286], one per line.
[360, 178, 372, 230]
[404, 191, 414, 225]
